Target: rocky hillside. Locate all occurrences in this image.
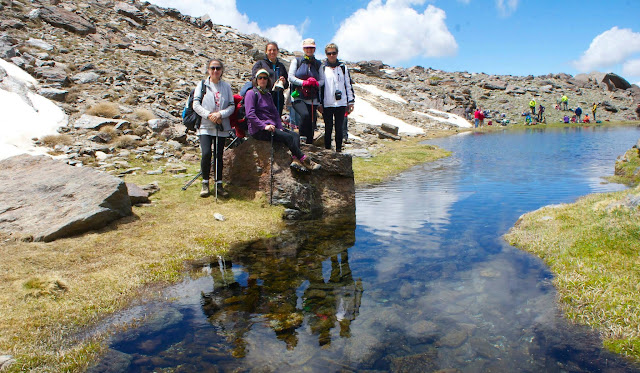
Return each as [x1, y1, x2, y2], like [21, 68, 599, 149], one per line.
[2, 0, 640, 168]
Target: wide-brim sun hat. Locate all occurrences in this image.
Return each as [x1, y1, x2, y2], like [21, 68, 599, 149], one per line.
[302, 38, 316, 48]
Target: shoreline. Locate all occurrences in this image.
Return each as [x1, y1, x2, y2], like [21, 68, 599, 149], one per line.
[0, 132, 453, 372]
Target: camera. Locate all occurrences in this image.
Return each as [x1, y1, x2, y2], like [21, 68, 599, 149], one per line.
[334, 90, 342, 100]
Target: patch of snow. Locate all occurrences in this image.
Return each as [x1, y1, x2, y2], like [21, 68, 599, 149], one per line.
[351, 99, 424, 135]
[0, 59, 68, 160]
[414, 108, 472, 128]
[355, 83, 407, 104]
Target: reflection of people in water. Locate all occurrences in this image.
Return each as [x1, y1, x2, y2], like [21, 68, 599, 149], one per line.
[303, 250, 363, 346]
[200, 215, 361, 353]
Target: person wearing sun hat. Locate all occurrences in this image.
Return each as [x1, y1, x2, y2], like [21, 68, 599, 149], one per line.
[245, 69, 320, 171]
[288, 38, 325, 145]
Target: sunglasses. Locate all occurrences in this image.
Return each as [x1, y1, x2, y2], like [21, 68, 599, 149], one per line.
[257, 76, 268, 80]
[209, 66, 222, 71]
[326, 52, 337, 56]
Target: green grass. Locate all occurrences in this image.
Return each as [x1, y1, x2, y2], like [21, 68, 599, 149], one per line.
[504, 186, 640, 360]
[352, 135, 451, 185]
[608, 148, 640, 186]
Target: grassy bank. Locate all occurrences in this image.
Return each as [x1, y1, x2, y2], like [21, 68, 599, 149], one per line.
[504, 186, 640, 360]
[352, 132, 452, 185]
[0, 134, 452, 371]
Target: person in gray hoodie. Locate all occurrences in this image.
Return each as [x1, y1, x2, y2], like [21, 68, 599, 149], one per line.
[193, 58, 235, 198]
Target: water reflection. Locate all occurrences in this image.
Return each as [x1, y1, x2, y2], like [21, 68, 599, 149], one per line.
[199, 214, 362, 354]
[92, 127, 640, 372]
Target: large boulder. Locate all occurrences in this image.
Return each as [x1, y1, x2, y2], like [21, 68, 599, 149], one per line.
[223, 139, 355, 219]
[602, 73, 632, 91]
[37, 6, 97, 35]
[0, 154, 132, 242]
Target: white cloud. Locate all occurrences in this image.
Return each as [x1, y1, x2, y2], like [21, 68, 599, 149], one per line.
[572, 27, 640, 72]
[148, 0, 302, 52]
[496, 0, 518, 17]
[623, 59, 640, 77]
[332, 0, 457, 64]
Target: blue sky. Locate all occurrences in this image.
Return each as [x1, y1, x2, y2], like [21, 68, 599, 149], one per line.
[149, 0, 640, 85]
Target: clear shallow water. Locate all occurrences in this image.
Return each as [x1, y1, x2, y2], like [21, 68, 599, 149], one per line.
[92, 126, 640, 372]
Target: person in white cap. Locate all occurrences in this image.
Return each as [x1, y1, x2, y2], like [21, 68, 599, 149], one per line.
[288, 38, 325, 144]
[245, 69, 320, 171]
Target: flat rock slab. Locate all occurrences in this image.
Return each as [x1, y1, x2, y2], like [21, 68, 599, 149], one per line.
[0, 154, 132, 242]
[74, 114, 129, 130]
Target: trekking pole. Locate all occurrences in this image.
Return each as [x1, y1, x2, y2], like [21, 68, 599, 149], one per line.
[214, 132, 218, 203]
[182, 135, 238, 191]
[270, 131, 274, 205]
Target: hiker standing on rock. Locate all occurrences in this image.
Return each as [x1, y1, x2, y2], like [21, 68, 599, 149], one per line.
[289, 38, 325, 144]
[319, 43, 354, 153]
[251, 41, 289, 116]
[561, 94, 568, 110]
[245, 69, 320, 171]
[592, 102, 598, 122]
[194, 58, 235, 198]
[473, 108, 481, 128]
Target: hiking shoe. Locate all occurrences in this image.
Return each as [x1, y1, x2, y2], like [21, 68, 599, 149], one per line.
[302, 157, 321, 171]
[216, 183, 230, 198]
[200, 181, 209, 197]
[290, 158, 306, 172]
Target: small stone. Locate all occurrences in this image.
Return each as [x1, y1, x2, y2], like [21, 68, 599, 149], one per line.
[214, 213, 225, 221]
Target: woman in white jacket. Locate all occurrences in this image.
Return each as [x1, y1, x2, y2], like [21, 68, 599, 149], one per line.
[193, 58, 235, 197]
[320, 43, 354, 153]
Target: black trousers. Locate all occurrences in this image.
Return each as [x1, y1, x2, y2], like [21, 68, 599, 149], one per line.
[252, 128, 304, 159]
[323, 106, 346, 152]
[292, 100, 317, 144]
[200, 135, 225, 182]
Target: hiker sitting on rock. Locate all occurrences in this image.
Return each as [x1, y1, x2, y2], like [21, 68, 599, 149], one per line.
[245, 69, 320, 171]
[194, 58, 235, 198]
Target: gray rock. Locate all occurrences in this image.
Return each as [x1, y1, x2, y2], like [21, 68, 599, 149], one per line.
[87, 349, 131, 373]
[0, 154, 132, 242]
[33, 66, 71, 87]
[115, 2, 147, 25]
[89, 132, 112, 143]
[38, 6, 97, 35]
[223, 139, 355, 219]
[148, 118, 169, 132]
[130, 45, 157, 56]
[27, 38, 54, 51]
[0, 36, 18, 59]
[376, 127, 401, 140]
[602, 73, 632, 91]
[0, 19, 26, 30]
[38, 88, 68, 102]
[380, 122, 399, 136]
[74, 114, 129, 130]
[72, 71, 99, 84]
[125, 182, 150, 204]
[480, 80, 507, 90]
[0, 355, 15, 371]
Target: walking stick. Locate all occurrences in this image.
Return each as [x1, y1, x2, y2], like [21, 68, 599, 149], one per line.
[181, 135, 240, 191]
[214, 132, 218, 202]
[270, 131, 274, 205]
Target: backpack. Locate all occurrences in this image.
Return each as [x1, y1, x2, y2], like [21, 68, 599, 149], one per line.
[182, 79, 206, 132]
[294, 56, 321, 100]
[234, 82, 257, 133]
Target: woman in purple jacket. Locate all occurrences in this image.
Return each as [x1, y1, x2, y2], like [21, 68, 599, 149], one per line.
[245, 69, 320, 171]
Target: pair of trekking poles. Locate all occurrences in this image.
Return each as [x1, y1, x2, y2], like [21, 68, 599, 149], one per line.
[182, 121, 277, 206]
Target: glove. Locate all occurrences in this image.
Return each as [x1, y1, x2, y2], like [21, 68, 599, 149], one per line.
[303, 77, 319, 88]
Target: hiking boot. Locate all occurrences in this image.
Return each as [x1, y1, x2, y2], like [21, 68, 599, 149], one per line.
[301, 157, 321, 171]
[290, 158, 306, 171]
[216, 183, 229, 198]
[200, 181, 210, 197]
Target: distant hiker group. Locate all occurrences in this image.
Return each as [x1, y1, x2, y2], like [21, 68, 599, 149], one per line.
[186, 39, 356, 198]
